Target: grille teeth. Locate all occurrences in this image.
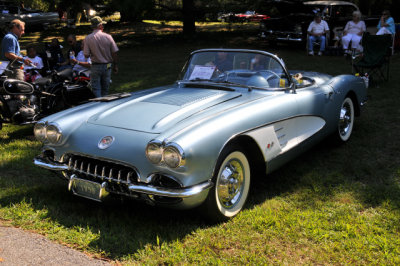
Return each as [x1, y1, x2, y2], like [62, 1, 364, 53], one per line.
[67, 155, 138, 185]
[101, 167, 105, 180]
[127, 172, 133, 184]
[109, 168, 113, 181]
[117, 170, 122, 184]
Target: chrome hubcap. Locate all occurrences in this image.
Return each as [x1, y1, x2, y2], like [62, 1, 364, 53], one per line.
[339, 102, 352, 136]
[217, 159, 244, 209]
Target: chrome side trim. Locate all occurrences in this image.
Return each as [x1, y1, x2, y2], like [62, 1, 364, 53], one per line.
[128, 180, 213, 198]
[276, 37, 303, 42]
[34, 156, 69, 171]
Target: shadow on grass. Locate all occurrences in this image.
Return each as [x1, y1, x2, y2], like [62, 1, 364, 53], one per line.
[1, 118, 399, 260]
[250, 115, 400, 211]
[0, 125, 34, 145]
[0, 164, 206, 259]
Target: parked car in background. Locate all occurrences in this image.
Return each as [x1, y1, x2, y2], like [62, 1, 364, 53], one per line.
[0, 3, 58, 33]
[259, 0, 379, 46]
[34, 49, 367, 222]
[219, 11, 269, 23]
[236, 11, 270, 22]
[218, 12, 237, 23]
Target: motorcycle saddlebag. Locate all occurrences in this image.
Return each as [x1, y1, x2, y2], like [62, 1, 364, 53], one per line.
[0, 79, 34, 95]
[64, 84, 95, 105]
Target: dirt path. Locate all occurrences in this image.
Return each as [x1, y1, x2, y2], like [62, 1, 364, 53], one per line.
[0, 224, 111, 265]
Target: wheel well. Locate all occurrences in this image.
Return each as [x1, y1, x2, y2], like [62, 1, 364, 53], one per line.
[346, 91, 360, 117]
[226, 135, 266, 179]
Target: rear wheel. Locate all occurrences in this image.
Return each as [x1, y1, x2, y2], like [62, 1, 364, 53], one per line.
[201, 145, 251, 222]
[337, 97, 354, 142]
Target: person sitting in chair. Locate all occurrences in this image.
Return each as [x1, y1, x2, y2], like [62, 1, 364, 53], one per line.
[23, 46, 44, 82]
[377, 10, 395, 35]
[342, 11, 366, 54]
[307, 13, 329, 56]
[71, 40, 91, 77]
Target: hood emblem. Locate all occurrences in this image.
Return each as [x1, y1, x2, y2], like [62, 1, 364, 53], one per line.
[98, 136, 114, 149]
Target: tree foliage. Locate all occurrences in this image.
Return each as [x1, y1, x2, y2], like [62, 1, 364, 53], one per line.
[16, 0, 400, 33]
[110, 0, 154, 22]
[15, 0, 54, 11]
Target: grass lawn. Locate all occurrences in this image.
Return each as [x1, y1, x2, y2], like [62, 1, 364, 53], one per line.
[1, 21, 399, 264]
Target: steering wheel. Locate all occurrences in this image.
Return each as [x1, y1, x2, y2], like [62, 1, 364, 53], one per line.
[213, 69, 251, 81]
[258, 70, 281, 82]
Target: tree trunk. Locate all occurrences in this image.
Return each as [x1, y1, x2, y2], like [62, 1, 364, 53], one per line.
[182, 0, 196, 36]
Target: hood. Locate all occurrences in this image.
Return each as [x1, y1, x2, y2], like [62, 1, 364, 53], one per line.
[88, 87, 243, 133]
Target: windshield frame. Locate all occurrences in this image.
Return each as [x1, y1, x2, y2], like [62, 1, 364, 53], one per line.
[178, 49, 293, 91]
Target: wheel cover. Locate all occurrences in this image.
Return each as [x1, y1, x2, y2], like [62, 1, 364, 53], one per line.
[338, 99, 354, 140]
[217, 159, 244, 209]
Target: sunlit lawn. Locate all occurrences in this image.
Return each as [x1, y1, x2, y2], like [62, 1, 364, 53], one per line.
[0, 22, 399, 264]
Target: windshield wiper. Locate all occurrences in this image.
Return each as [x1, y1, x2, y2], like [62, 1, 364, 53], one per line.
[179, 79, 266, 91]
[179, 80, 235, 91]
[188, 78, 212, 82]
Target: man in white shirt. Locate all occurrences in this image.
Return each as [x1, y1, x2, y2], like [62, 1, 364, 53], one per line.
[307, 13, 329, 56]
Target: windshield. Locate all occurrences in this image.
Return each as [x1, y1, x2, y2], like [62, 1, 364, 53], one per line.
[179, 50, 291, 90]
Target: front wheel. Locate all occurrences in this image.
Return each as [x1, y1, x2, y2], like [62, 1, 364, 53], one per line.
[201, 146, 251, 222]
[337, 97, 354, 142]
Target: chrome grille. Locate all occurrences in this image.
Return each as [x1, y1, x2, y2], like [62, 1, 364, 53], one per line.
[66, 154, 138, 185]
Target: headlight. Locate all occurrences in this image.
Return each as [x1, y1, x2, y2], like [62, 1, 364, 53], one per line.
[146, 141, 163, 164]
[46, 123, 62, 144]
[294, 24, 302, 34]
[34, 122, 47, 142]
[163, 144, 184, 168]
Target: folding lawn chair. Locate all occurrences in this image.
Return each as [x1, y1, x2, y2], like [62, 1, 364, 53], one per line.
[352, 33, 393, 83]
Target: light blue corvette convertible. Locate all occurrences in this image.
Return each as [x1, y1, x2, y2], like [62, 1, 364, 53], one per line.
[34, 49, 368, 221]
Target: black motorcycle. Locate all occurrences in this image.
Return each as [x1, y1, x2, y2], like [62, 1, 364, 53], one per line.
[0, 61, 95, 130]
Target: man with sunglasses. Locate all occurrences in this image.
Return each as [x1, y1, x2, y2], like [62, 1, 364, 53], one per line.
[377, 10, 395, 35]
[1, 19, 32, 80]
[58, 34, 82, 70]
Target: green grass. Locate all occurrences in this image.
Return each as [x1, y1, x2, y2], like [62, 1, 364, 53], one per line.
[1, 22, 400, 264]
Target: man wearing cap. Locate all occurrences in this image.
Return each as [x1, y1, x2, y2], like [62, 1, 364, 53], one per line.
[307, 13, 329, 56]
[1, 19, 32, 80]
[84, 16, 119, 97]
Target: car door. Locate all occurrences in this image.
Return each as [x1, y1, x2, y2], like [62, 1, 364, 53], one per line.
[294, 82, 336, 143]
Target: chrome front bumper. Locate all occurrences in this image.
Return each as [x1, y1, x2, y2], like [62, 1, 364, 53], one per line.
[259, 31, 303, 42]
[34, 156, 213, 199]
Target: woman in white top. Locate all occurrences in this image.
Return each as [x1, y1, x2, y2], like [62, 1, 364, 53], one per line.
[342, 11, 366, 53]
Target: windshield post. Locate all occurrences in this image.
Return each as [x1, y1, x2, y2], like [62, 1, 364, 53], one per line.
[288, 82, 297, 94]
